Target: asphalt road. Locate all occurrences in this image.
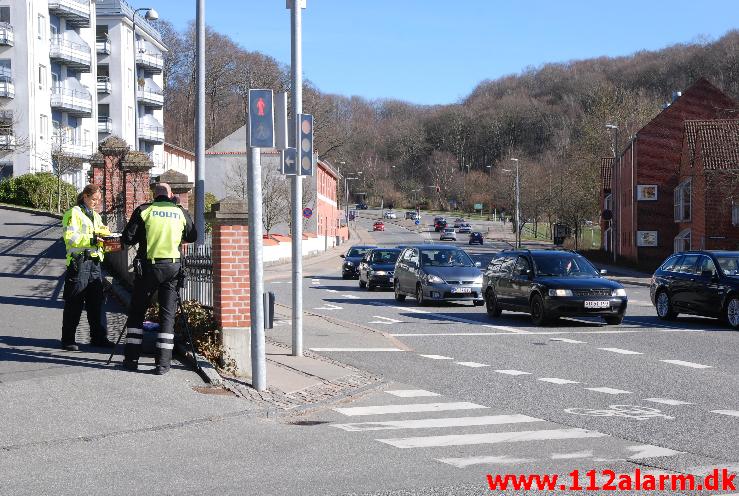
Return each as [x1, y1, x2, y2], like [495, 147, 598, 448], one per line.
[261, 209, 739, 495]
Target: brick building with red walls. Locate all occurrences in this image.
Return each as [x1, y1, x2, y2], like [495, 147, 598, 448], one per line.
[676, 119, 739, 252]
[599, 157, 614, 251]
[604, 78, 738, 268]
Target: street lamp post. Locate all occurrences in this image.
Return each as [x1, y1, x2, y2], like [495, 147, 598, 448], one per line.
[345, 176, 358, 225]
[511, 158, 520, 248]
[131, 7, 158, 152]
[606, 124, 619, 263]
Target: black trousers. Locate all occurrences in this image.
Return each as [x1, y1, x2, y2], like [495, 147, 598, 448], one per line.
[61, 258, 107, 345]
[124, 261, 180, 368]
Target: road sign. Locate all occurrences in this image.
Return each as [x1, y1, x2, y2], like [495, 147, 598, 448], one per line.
[298, 113, 314, 176]
[302, 207, 313, 219]
[414, 219, 420, 225]
[249, 89, 274, 148]
[474, 203, 483, 210]
[282, 147, 297, 175]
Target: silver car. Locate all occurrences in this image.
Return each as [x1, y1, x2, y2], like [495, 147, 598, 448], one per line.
[440, 227, 457, 241]
[394, 245, 484, 306]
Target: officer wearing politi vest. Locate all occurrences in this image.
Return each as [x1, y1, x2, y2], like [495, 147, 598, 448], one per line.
[61, 184, 115, 351]
[121, 183, 197, 374]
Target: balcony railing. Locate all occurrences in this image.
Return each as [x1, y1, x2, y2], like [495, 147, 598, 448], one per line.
[0, 81, 14, 99]
[136, 87, 164, 108]
[0, 23, 13, 46]
[0, 126, 15, 150]
[98, 116, 112, 134]
[50, 86, 93, 117]
[138, 120, 164, 143]
[135, 44, 164, 73]
[96, 36, 111, 55]
[47, 0, 91, 28]
[97, 76, 111, 94]
[0, 110, 13, 122]
[54, 139, 92, 158]
[50, 36, 92, 70]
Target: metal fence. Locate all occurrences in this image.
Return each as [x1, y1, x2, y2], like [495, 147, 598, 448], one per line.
[181, 232, 213, 307]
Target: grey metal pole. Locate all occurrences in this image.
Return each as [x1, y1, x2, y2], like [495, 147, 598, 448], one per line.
[515, 162, 520, 248]
[247, 146, 266, 390]
[290, 0, 303, 356]
[194, 0, 206, 245]
[614, 128, 619, 263]
[606, 124, 619, 263]
[132, 14, 138, 151]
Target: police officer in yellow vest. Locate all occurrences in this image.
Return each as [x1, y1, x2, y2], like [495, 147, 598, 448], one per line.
[61, 184, 115, 350]
[121, 183, 197, 374]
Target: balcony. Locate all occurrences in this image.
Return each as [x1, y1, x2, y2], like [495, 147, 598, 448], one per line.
[0, 129, 15, 151]
[136, 86, 163, 108]
[138, 119, 164, 143]
[55, 139, 92, 158]
[51, 86, 93, 117]
[47, 0, 91, 28]
[0, 80, 14, 99]
[98, 116, 112, 134]
[50, 36, 92, 71]
[135, 43, 164, 73]
[97, 76, 111, 94]
[0, 23, 13, 46]
[96, 36, 110, 55]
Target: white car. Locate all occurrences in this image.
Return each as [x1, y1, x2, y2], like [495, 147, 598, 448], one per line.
[440, 228, 457, 241]
[384, 211, 397, 219]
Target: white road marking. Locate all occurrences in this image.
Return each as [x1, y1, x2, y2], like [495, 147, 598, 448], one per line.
[538, 377, 580, 385]
[378, 428, 607, 449]
[661, 359, 712, 369]
[711, 410, 739, 417]
[390, 328, 708, 337]
[598, 347, 644, 355]
[482, 324, 530, 334]
[495, 370, 531, 376]
[385, 390, 440, 398]
[311, 279, 321, 284]
[456, 362, 489, 368]
[392, 306, 429, 314]
[586, 387, 632, 395]
[419, 354, 453, 360]
[627, 445, 682, 459]
[644, 398, 693, 406]
[368, 316, 403, 325]
[325, 289, 339, 293]
[313, 303, 342, 311]
[331, 414, 543, 432]
[342, 294, 360, 299]
[437, 455, 536, 468]
[309, 347, 403, 352]
[550, 338, 586, 344]
[551, 450, 594, 459]
[333, 401, 487, 417]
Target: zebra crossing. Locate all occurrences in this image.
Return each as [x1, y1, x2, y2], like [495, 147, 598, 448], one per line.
[329, 388, 683, 469]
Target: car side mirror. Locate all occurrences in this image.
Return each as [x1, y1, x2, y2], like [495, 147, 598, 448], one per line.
[475, 261, 481, 267]
[600, 269, 607, 275]
[340, 254, 345, 258]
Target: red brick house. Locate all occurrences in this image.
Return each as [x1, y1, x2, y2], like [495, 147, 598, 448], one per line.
[675, 119, 739, 252]
[605, 78, 738, 268]
[599, 157, 614, 251]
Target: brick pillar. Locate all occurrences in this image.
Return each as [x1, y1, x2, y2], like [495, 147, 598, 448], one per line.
[206, 198, 251, 375]
[151, 169, 194, 211]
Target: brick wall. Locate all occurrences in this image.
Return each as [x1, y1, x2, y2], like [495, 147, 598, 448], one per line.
[212, 224, 250, 329]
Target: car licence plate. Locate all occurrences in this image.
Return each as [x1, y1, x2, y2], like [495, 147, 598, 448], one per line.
[452, 287, 472, 293]
[584, 300, 610, 309]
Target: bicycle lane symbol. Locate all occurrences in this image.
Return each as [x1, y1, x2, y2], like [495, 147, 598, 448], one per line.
[565, 405, 674, 420]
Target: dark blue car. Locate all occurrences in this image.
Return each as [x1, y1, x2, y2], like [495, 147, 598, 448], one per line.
[358, 248, 402, 290]
[340, 245, 376, 279]
[469, 232, 484, 245]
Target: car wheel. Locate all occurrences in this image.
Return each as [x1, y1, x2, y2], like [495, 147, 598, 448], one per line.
[725, 296, 739, 329]
[655, 291, 677, 321]
[603, 315, 624, 325]
[394, 280, 406, 302]
[341, 273, 349, 280]
[368, 282, 376, 291]
[416, 284, 427, 306]
[358, 278, 366, 289]
[485, 289, 502, 317]
[530, 294, 549, 326]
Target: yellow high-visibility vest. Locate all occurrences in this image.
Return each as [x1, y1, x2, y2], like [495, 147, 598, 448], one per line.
[61, 205, 105, 266]
[140, 201, 187, 259]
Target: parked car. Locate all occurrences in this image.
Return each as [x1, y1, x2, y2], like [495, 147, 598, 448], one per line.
[341, 245, 376, 279]
[440, 227, 457, 241]
[469, 232, 484, 245]
[384, 211, 397, 219]
[650, 250, 739, 329]
[434, 219, 448, 232]
[405, 211, 419, 220]
[394, 245, 484, 306]
[356, 202, 368, 210]
[373, 221, 385, 231]
[482, 249, 627, 326]
[358, 248, 402, 290]
[457, 223, 472, 234]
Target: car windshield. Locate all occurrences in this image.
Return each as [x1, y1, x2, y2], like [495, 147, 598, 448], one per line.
[371, 250, 400, 264]
[420, 249, 474, 267]
[717, 255, 739, 276]
[347, 248, 371, 257]
[532, 253, 599, 277]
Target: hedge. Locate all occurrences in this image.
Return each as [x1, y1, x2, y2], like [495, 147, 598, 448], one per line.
[0, 172, 77, 212]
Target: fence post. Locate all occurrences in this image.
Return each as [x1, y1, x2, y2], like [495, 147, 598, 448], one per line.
[206, 198, 251, 375]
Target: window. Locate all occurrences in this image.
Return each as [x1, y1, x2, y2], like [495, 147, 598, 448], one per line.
[674, 179, 691, 222]
[0, 7, 9, 24]
[39, 115, 48, 140]
[659, 255, 683, 273]
[514, 256, 532, 276]
[733, 202, 739, 226]
[696, 256, 716, 277]
[0, 162, 12, 181]
[673, 228, 691, 253]
[127, 68, 133, 90]
[37, 15, 45, 40]
[675, 253, 699, 274]
[38, 65, 46, 91]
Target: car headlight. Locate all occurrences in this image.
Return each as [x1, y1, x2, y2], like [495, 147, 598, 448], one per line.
[426, 274, 445, 284]
[612, 288, 627, 297]
[548, 289, 573, 297]
[373, 270, 387, 276]
[473, 276, 483, 284]
[345, 261, 354, 267]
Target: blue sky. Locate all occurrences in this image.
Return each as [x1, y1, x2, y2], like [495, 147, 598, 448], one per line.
[150, 0, 737, 105]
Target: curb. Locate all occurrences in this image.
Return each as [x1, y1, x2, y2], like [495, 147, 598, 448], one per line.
[0, 204, 63, 219]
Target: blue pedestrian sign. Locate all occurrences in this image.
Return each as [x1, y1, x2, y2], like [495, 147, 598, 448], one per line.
[249, 89, 274, 148]
[414, 219, 420, 225]
[302, 207, 313, 219]
[298, 113, 314, 176]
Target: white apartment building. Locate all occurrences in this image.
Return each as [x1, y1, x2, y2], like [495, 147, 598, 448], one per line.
[0, 0, 166, 189]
